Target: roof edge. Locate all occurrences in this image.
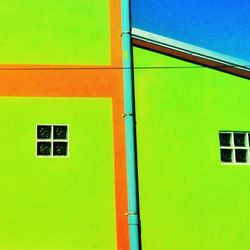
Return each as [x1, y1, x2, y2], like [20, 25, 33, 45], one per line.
[132, 28, 250, 80]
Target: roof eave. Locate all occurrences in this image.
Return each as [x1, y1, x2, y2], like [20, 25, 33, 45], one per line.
[132, 28, 250, 80]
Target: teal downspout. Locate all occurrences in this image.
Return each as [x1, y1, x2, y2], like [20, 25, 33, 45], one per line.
[121, 0, 140, 249]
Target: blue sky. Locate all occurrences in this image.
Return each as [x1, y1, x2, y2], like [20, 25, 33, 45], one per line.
[132, 0, 250, 65]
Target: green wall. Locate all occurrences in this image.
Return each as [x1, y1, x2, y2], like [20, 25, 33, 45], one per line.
[0, 97, 116, 250]
[134, 47, 250, 250]
[0, 1, 110, 64]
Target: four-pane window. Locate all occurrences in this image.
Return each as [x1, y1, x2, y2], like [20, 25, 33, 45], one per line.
[219, 131, 250, 164]
[37, 125, 68, 157]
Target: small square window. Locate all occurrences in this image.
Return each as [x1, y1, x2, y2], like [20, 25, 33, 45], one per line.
[37, 125, 52, 139]
[37, 141, 51, 156]
[36, 124, 69, 157]
[219, 131, 250, 165]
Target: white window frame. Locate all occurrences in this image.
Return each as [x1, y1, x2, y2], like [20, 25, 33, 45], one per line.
[219, 131, 250, 165]
[36, 124, 69, 158]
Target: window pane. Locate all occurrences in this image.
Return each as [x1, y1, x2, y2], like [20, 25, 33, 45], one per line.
[53, 125, 67, 139]
[37, 125, 52, 139]
[234, 133, 246, 147]
[37, 142, 51, 156]
[235, 149, 248, 163]
[53, 142, 68, 156]
[219, 132, 231, 147]
[220, 149, 233, 163]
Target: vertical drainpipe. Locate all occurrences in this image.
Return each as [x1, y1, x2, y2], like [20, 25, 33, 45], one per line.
[121, 0, 140, 250]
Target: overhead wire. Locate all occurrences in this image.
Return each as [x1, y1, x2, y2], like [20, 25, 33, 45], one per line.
[0, 65, 249, 70]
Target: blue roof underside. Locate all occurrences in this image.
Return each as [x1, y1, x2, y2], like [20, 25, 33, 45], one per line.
[131, 0, 250, 66]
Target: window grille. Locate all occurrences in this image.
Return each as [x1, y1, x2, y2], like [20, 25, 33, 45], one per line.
[36, 124, 69, 157]
[219, 131, 250, 164]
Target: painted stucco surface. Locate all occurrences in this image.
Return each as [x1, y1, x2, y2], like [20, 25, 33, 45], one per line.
[0, 0, 110, 65]
[134, 47, 250, 250]
[0, 97, 116, 250]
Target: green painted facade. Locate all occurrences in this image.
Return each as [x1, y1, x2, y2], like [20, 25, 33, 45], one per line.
[0, 0, 110, 65]
[134, 47, 250, 250]
[0, 97, 116, 250]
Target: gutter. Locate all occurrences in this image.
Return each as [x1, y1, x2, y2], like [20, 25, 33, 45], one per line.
[132, 28, 250, 80]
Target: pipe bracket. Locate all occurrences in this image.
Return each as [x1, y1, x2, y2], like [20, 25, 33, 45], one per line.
[126, 212, 140, 225]
[122, 112, 134, 118]
[121, 31, 131, 37]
